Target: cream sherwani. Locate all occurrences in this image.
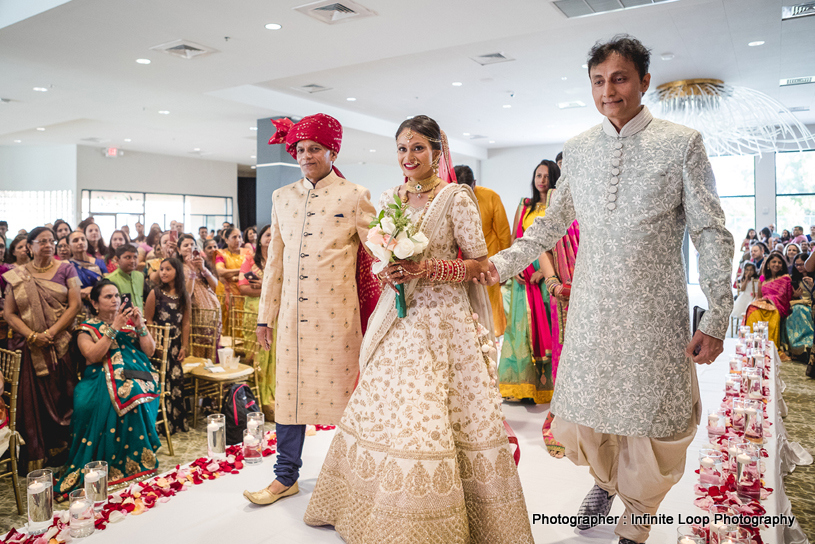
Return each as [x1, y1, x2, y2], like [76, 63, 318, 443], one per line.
[257, 171, 375, 425]
[491, 106, 734, 542]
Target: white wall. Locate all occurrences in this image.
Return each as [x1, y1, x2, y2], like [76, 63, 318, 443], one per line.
[76, 146, 238, 208]
[481, 143, 565, 220]
[0, 144, 77, 191]
[335, 161, 404, 205]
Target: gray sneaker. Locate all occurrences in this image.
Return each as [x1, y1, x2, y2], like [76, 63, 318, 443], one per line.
[575, 484, 616, 530]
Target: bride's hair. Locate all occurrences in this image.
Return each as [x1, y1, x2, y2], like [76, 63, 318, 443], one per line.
[395, 115, 442, 152]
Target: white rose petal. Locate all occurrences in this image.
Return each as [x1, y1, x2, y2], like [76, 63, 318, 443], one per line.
[393, 237, 416, 259]
[411, 232, 429, 253]
[371, 258, 389, 275]
[380, 217, 396, 235]
[365, 241, 393, 264]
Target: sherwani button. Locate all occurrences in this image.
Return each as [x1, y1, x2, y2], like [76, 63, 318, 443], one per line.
[611, 168, 620, 175]
[606, 202, 617, 210]
[607, 194, 617, 202]
[611, 158, 620, 166]
[613, 150, 622, 157]
[614, 142, 623, 149]
[610, 177, 619, 185]
[608, 185, 618, 194]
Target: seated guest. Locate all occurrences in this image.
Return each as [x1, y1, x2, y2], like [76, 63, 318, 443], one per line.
[177, 234, 221, 356]
[145, 232, 178, 293]
[0, 236, 9, 293]
[785, 243, 801, 270]
[53, 220, 72, 241]
[237, 224, 274, 420]
[106, 245, 145, 311]
[145, 258, 190, 434]
[2, 227, 81, 471]
[133, 222, 146, 244]
[242, 226, 257, 255]
[781, 229, 792, 244]
[745, 252, 793, 349]
[83, 223, 107, 260]
[749, 242, 765, 271]
[6, 234, 30, 268]
[104, 230, 129, 273]
[203, 239, 219, 277]
[68, 230, 107, 303]
[55, 280, 160, 494]
[786, 253, 814, 357]
[55, 236, 71, 261]
[0, 221, 7, 240]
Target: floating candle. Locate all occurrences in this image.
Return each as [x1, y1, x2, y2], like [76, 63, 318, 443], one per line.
[84, 469, 100, 483]
[28, 481, 45, 494]
[700, 456, 715, 469]
[736, 453, 751, 464]
[708, 414, 719, 425]
[207, 422, 219, 432]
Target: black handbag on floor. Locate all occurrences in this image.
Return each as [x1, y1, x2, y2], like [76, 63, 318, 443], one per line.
[222, 383, 260, 445]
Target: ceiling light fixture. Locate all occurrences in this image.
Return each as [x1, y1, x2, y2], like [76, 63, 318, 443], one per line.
[265, 23, 282, 30]
[346, 97, 356, 101]
[463, 132, 470, 136]
[194, 148, 201, 151]
[648, 78, 815, 154]
[33, 87, 48, 92]
[369, 149, 376, 153]
[36, 127, 45, 131]
[748, 41, 765, 47]
[158, 110, 170, 115]
[250, 126, 258, 131]
[136, 58, 151, 64]
[661, 53, 675, 61]
[489, 140, 495, 144]
[561, 77, 568, 80]
[124, 139, 132, 142]
[452, 82, 462, 86]
[250, 155, 256, 159]
[250, 165, 257, 169]
[14, 139, 22, 143]
[503, 104, 511, 109]
[581, 64, 588, 69]
[558, 100, 586, 109]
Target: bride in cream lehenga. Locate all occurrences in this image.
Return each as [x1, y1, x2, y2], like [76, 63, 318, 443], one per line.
[303, 115, 534, 544]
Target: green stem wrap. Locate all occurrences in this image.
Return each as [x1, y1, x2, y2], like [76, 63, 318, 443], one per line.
[395, 283, 407, 318]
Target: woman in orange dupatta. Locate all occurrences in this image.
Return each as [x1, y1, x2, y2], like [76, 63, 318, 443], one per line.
[2, 227, 81, 471]
[744, 251, 793, 351]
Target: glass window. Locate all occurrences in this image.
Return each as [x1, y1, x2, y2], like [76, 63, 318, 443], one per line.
[0, 190, 73, 233]
[711, 155, 756, 197]
[776, 150, 815, 196]
[777, 195, 815, 234]
[87, 191, 144, 214]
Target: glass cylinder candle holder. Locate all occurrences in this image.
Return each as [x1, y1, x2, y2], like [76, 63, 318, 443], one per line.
[759, 321, 769, 341]
[751, 349, 764, 370]
[735, 341, 746, 356]
[726, 438, 749, 475]
[676, 524, 706, 544]
[743, 400, 764, 444]
[246, 412, 264, 439]
[83, 460, 108, 511]
[728, 356, 742, 375]
[27, 469, 53, 535]
[243, 428, 263, 464]
[731, 398, 747, 432]
[738, 325, 751, 340]
[207, 413, 226, 460]
[735, 443, 761, 500]
[707, 410, 726, 439]
[708, 503, 736, 544]
[716, 526, 750, 544]
[68, 489, 95, 538]
[699, 448, 724, 489]
[743, 368, 763, 401]
[725, 375, 742, 398]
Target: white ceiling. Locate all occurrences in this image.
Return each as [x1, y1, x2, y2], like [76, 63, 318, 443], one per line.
[1, 0, 813, 171]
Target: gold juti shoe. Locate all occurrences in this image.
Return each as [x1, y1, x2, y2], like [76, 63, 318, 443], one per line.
[243, 481, 299, 505]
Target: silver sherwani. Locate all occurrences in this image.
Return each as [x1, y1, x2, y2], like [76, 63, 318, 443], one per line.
[491, 107, 734, 438]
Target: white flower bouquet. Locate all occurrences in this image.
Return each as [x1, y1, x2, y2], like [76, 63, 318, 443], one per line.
[366, 193, 429, 317]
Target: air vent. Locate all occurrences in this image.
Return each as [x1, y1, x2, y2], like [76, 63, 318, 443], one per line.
[291, 83, 333, 94]
[81, 137, 109, 144]
[558, 100, 587, 109]
[782, 2, 815, 19]
[150, 39, 217, 60]
[470, 52, 515, 66]
[553, 0, 678, 18]
[780, 76, 815, 86]
[785, 106, 811, 113]
[294, 0, 377, 25]
[467, 134, 488, 140]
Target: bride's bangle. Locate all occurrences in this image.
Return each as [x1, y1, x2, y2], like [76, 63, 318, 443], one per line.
[428, 258, 466, 283]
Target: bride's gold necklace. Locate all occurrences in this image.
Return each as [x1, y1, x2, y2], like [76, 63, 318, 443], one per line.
[405, 174, 442, 194]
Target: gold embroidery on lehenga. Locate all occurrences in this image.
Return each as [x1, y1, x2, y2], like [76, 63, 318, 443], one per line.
[380, 458, 403, 492]
[357, 450, 376, 480]
[404, 462, 431, 497]
[495, 447, 515, 479]
[432, 460, 454, 494]
[472, 452, 493, 483]
[456, 450, 473, 480]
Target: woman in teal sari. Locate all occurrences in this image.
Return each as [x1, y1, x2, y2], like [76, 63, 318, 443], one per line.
[785, 253, 814, 356]
[498, 160, 559, 403]
[56, 279, 161, 494]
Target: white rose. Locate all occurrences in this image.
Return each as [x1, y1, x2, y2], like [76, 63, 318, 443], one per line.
[410, 232, 429, 253]
[393, 237, 416, 259]
[365, 241, 393, 266]
[380, 216, 396, 235]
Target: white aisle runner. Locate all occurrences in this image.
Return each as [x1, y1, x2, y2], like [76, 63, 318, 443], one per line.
[71, 340, 807, 544]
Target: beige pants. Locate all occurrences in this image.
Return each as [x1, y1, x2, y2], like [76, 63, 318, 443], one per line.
[551, 417, 697, 543]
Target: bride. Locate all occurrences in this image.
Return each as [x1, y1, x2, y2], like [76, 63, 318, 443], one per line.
[303, 115, 534, 543]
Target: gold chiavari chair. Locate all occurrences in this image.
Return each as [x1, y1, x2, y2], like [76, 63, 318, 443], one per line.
[145, 323, 174, 456]
[229, 295, 248, 357]
[190, 307, 219, 361]
[230, 295, 262, 403]
[0, 348, 23, 514]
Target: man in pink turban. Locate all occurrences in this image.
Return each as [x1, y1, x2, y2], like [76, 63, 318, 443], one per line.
[244, 113, 379, 506]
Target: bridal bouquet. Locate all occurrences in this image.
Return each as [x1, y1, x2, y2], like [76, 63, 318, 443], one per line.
[366, 193, 430, 317]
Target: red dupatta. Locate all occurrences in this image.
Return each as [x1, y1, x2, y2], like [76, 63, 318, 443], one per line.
[515, 203, 552, 360]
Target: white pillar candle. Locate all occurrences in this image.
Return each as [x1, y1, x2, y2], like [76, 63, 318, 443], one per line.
[247, 419, 259, 432]
[244, 435, 259, 447]
[708, 414, 719, 426]
[679, 538, 696, 544]
[70, 500, 90, 514]
[736, 453, 751, 464]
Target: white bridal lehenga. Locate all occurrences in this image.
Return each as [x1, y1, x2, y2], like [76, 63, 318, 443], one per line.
[304, 184, 534, 544]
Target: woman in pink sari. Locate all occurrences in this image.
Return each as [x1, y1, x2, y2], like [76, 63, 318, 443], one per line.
[744, 251, 793, 350]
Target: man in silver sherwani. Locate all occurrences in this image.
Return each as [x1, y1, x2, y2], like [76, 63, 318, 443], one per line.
[484, 36, 734, 543]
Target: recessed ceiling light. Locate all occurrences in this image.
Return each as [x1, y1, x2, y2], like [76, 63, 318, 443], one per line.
[249, 126, 258, 131]
[33, 87, 48, 92]
[36, 127, 45, 131]
[406, 116, 413, 120]
[136, 58, 151, 65]
[661, 53, 675, 61]
[748, 41, 765, 47]
[452, 82, 463, 86]
[346, 97, 356, 101]
[265, 23, 282, 30]
[463, 132, 470, 136]
[124, 138, 132, 142]
[250, 155, 256, 159]
[561, 77, 568, 80]
[158, 110, 170, 115]
[369, 149, 376, 153]
[14, 139, 21, 143]
[503, 104, 512, 109]
[489, 140, 495, 144]
[558, 100, 586, 109]
[194, 148, 200, 151]
[581, 64, 588, 69]
[250, 165, 257, 169]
